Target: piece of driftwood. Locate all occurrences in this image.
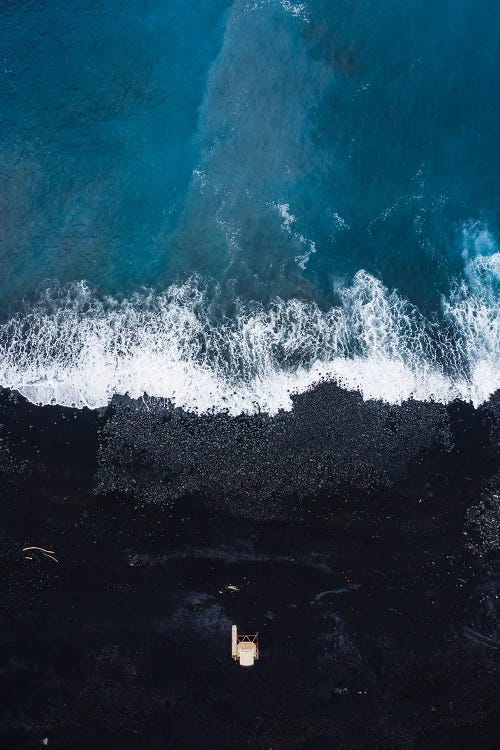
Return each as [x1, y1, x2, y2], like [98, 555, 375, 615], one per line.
[23, 546, 55, 555]
[22, 546, 59, 563]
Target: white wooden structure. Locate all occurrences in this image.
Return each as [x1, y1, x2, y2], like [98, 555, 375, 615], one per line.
[231, 625, 259, 666]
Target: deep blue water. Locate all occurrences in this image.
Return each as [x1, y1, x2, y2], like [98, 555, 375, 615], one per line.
[0, 0, 498, 411]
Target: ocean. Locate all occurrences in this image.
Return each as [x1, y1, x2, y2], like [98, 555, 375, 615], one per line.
[1, 0, 498, 412]
[1, 2, 499, 749]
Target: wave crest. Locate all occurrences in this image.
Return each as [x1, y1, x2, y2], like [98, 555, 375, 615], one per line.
[0, 264, 498, 413]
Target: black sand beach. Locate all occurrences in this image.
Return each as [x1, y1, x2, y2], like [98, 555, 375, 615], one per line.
[1, 384, 499, 749]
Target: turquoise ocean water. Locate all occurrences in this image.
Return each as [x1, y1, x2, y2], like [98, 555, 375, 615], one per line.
[0, 0, 498, 412]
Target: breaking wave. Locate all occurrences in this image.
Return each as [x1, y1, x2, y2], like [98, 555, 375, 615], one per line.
[0, 259, 498, 413]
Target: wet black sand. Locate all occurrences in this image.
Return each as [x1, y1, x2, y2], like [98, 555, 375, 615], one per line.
[0, 384, 499, 749]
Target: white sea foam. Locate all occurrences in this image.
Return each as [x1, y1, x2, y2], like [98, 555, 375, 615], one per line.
[0, 262, 497, 413]
[270, 201, 317, 269]
[280, 1, 309, 22]
[242, 0, 309, 23]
